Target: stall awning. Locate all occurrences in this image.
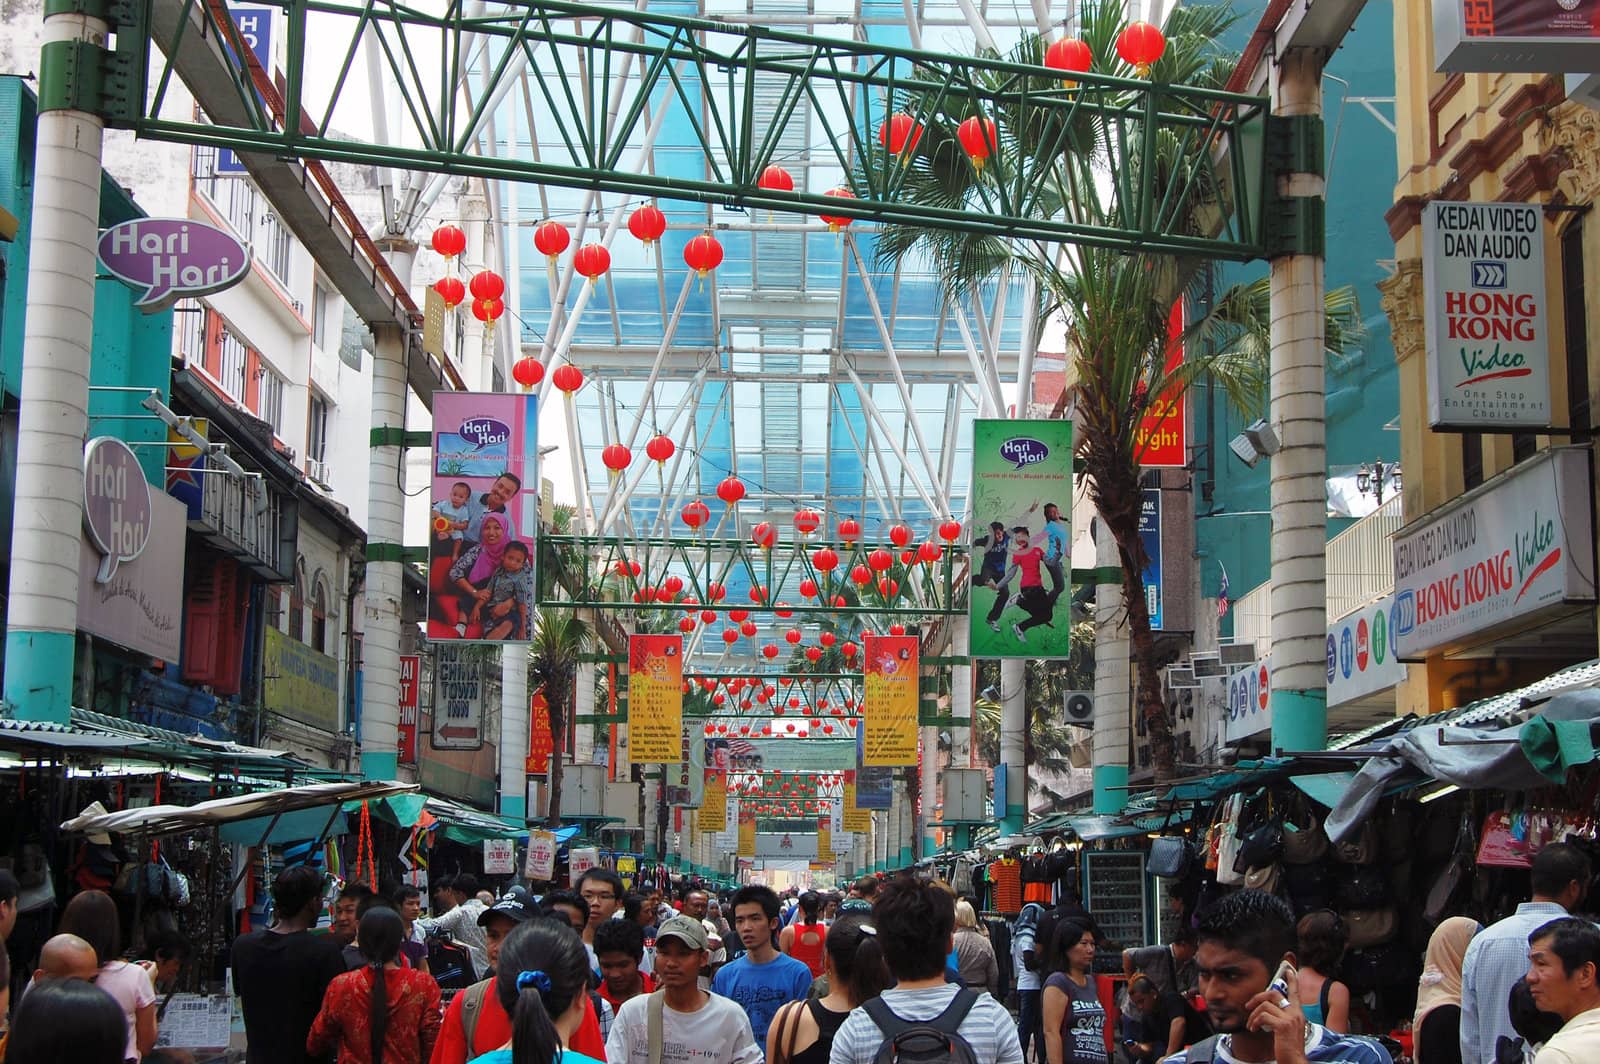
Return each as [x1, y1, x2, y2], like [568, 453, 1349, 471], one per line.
[0, 719, 154, 750]
[60, 780, 420, 838]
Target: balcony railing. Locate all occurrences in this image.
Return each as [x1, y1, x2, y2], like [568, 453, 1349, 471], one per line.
[1326, 495, 1402, 620]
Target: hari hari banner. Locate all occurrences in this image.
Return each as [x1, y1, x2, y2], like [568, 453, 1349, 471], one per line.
[628, 634, 684, 764]
[861, 634, 918, 766]
[426, 392, 539, 643]
[968, 419, 1073, 659]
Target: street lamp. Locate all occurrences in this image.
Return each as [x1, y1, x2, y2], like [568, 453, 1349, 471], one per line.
[1355, 458, 1401, 503]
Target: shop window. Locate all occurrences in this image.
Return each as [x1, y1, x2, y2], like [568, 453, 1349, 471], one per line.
[1462, 433, 1483, 489]
[313, 284, 332, 350]
[1563, 218, 1590, 436]
[259, 365, 287, 438]
[218, 327, 248, 399]
[265, 585, 282, 631]
[307, 393, 329, 465]
[312, 579, 329, 655]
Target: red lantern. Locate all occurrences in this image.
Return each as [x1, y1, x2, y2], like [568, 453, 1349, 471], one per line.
[468, 270, 505, 302]
[851, 565, 872, 586]
[729, 609, 749, 623]
[774, 601, 794, 619]
[806, 646, 822, 663]
[708, 582, 727, 601]
[470, 297, 504, 324]
[899, 550, 915, 566]
[717, 477, 746, 504]
[1044, 37, 1094, 83]
[823, 723, 835, 734]
[812, 547, 839, 573]
[511, 357, 543, 388]
[551, 364, 585, 394]
[681, 500, 710, 530]
[868, 548, 894, 572]
[701, 610, 717, 623]
[758, 164, 795, 192]
[878, 578, 900, 598]
[820, 631, 836, 647]
[533, 220, 570, 262]
[841, 641, 858, 659]
[573, 243, 612, 282]
[918, 541, 943, 564]
[838, 518, 861, 544]
[722, 629, 739, 644]
[938, 519, 963, 543]
[890, 623, 907, 637]
[683, 233, 724, 279]
[740, 621, 758, 637]
[793, 509, 821, 536]
[799, 578, 819, 599]
[818, 188, 856, 232]
[678, 617, 695, 633]
[664, 575, 683, 596]
[601, 443, 632, 473]
[762, 644, 779, 660]
[628, 204, 667, 247]
[1116, 21, 1166, 76]
[751, 522, 776, 550]
[785, 629, 802, 645]
[957, 116, 999, 171]
[431, 225, 467, 260]
[887, 524, 911, 548]
[433, 276, 466, 309]
[877, 112, 923, 155]
[645, 435, 675, 464]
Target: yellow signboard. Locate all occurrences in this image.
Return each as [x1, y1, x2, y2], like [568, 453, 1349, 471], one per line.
[629, 635, 684, 764]
[817, 823, 831, 857]
[842, 781, 872, 834]
[699, 772, 727, 833]
[738, 818, 756, 858]
[262, 626, 340, 731]
[862, 634, 919, 765]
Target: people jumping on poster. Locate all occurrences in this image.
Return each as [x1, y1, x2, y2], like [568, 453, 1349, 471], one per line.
[1042, 502, 1068, 606]
[985, 526, 1056, 643]
[973, 522, 1011, 588]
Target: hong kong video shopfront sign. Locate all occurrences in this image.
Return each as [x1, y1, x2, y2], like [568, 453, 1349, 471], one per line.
[1422, 201, 1551, 430]
[1392, 447, 1594, 657]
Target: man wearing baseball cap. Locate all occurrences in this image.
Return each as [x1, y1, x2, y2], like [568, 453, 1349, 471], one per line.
[606, 914, 762, 1064]
[429, 895, 610, 1064]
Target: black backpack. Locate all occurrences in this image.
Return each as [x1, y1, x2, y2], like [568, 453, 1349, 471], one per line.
[863, 988, 983, 1064]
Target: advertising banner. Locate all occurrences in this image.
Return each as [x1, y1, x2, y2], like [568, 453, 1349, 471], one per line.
[715, 796, 739, 851]
[1327, 594, 1408, 707]
[526, 690, 552, 775]
[77, 488, 184, 663]
[862, 634, 918, 766]
[433, 644, 486, 749]
[1423, 201, 1550, 429]
[1433, 0, 1600, 72]
[216, 5, 275, 174]
[714, 738, 857, 772]
[263, 626, 341, 732]
[738, 817, 756, 858]
[756, 833, 819, 859]
[525, 830, 557, 880]
[1392, 446, 1596, 656]
[398, 655, 421, 764]
[700, 772, 728, 833]
[969, 419, 1073, 658]
[628, 635, 684, 764]
[1139, 488, 1164, 630]
[483, 839, 516, 876]
[817, 822, 831, 858]
[426, 392, 539, 642]
[1135, 301, 1187, 467]
[842, 776, 873, 833]
[1224, 657, 1272, 744]
[568, 847, 599, 885]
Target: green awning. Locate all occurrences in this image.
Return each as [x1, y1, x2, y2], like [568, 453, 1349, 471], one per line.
[1521, 715, 1599, 782]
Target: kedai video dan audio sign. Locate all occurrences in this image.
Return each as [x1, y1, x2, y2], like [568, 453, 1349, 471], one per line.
[1422, 201, 1551, 430]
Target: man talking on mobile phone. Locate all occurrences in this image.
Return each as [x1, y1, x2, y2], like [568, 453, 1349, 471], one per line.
[1163, 890, 1388, 1064]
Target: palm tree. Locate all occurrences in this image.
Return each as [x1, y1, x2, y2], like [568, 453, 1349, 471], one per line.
[528, 610, 592, 827]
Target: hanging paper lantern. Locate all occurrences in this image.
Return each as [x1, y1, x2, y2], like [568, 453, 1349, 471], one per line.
[433, 276, 466, 310]
[1044, 37, 1094, 84]
[758, 164, 795, 192]
[890, 623, 907, 637]
[938, 519, 963, 543]
[770, 603, 790, 620]
[663, 575, 684, 596]
[533, 220, 570, 263]
[730, 609, 749, 623]
[851, 565, 872, 586]
[740, 621, 758, 638]
[749, 586, 770, 608]
[818, 188, 857, 233]
[707, 582, 727, 601]
[468, 270, 505, 303]
[822, 723, 835, 734]
[573, 243, 612, 283]
[887, 524, 912, 548]
[799, 578, 819, 599]
[612, 559, 635, 577]
[431, 224, 467, 260]
[551, 364, 585, 394]
[877, 112, 923, 156]
[703, 723, 715, 737]
[701, 609, 718, 623]
[793, 509, 822, 536]
[838, 518, 861, 544]
[628, 204, 667, 248]
[867, 548, 894, 572]
[820, 631, 836, 648]
[646, 435, 676, 465]
[812, 547, 839, 573]
[1116, 21, 1166, 77]
[681, 500, 710, 530]
[841, 642, 858, 659]
[957, 116, 999, 171]
[750, 522, 777, 551]
[898, 550, 915, 566]
[683, 233, 725, 279]
[784, 628, 802, 645]
[762, 644, 779, 660]
[878, 578, 900, 598]
[918, 542, 943, 564]
[511, 357, 543, 388]
[678, 617, 695, 633]
[722, 629, 739, 644]
[470, 297, 504, 324]
[601, 443, 632, 474]
[805, 646, 822, 663]
[717, 477, 746, 504]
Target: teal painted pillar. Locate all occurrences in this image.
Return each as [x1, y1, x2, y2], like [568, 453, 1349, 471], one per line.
[361, 751, 399, 780]
[1272, 688, 1328, 755]
[1093, 765, 1129, 815]
[500, 795, 527, 822]
[999, 659, 1027, 834]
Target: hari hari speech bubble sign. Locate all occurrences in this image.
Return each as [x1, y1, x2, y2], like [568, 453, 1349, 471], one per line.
[83, 436, 152, 583]
[97, 218, 251, 312]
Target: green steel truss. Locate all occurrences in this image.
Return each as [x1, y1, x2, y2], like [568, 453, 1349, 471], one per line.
[113, 0, 1274, 258]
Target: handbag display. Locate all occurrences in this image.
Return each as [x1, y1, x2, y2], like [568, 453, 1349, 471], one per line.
[1333, 820, 1379, 864]
[1148, 836, 1194, 879]
[1244, 863, 1281, 894]
[1215, 795, 1246, 887]
[1233, 820, 1285, 875]
[1344, 906, 1399, 948]
[1282, 818, 1330, 865]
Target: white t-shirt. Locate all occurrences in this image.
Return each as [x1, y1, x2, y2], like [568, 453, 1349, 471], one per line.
[606, 990, 763, 1064]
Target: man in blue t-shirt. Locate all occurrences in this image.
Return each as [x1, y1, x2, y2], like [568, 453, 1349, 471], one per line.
[1166, 890, 1388, 1064]
[713, 884, 814, 1050]
[1042, 503, 1069, 606]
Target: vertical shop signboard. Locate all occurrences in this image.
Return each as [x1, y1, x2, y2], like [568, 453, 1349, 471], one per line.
[968, 419, 1074, 659]
[1134, 301, 1187, 466]
[397, 654, 420, 764]
[700, 772, 728, 833]
[861, 634, 918, 766]
[216, 5, 274, 174]
[433, 644, 485, 749]
[483, 839, 516, 875]
[426, 391, 539, 643]
[525, 831, 557, 881]
[738, 816, 756, 858]
[841, 774, 873, 834]
[1139, 489, 1164, 630]
[628, 635, 684, 764]
[526, 690, 552, 775]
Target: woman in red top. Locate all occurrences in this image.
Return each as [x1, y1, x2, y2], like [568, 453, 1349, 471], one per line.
[310, 907, 443, 1064]
[778, 892, 827, 978]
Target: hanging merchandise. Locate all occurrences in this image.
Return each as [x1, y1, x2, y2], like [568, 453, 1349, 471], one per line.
[987, 855, 1022, 914]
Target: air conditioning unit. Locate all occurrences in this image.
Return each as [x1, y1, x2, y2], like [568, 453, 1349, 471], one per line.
[1218, 642, 1257, 668]
[1166, 667, 1200, 689]
[1191, 654, 1226, 679]
[306, 458, 332, 486]
[1063, 691, 1093, 725]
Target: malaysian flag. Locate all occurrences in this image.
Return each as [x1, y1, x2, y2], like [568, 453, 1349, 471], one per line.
[1217, 562, 1231, 619]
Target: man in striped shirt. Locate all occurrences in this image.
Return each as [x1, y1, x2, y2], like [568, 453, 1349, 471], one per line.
[830, 875, 1023, 1064]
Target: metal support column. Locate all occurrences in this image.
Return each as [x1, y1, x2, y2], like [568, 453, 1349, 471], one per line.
[920, 724, 939, 859]
[4, 3, 110, 722]
[999, 657, 1027, 833]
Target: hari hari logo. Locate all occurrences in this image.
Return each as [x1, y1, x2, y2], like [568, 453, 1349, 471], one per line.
[1514, 510, 1561, 603]
[999, 437, 1050, 469]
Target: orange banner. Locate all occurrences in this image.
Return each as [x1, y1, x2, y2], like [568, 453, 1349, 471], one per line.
[862, 634, 919, 766]
[738, 816, 756, 857]
[1135, 301, 1187, 467]
[699, 771, 727, 833]
[629, 634, 684, 764]
[526, 690, 552, 774]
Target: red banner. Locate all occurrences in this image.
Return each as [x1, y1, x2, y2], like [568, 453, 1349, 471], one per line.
[1135, 301, 1187, 467]
[526, 690, 552, 775]
[397, 655, 420, 764]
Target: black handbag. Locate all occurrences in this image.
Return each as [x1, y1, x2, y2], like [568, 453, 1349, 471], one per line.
[1232, 820, 1285, 875]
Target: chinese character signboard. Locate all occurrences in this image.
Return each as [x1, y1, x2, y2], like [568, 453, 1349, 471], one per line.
[525, 831, 557, 881]
[968, 419, 1073, 659]
[427, 391, 539, 642]
[526, 690, 552, 775]
[861, 634, 918, 766]
[398, 655, 420, 764]
[628, 635, 684, 764]
[1423, 202, 1550, 430]
[700, 772, 728, 833]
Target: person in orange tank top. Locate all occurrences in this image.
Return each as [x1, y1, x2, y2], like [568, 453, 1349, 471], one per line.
[779, 893, 828, 978]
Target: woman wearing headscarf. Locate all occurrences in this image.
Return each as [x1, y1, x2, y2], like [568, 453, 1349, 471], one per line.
[1414, 916, 1481, 1064]
[437, 513, 512, 637]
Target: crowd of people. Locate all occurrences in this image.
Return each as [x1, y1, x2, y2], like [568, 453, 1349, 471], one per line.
[8, 850, 1600, 1064]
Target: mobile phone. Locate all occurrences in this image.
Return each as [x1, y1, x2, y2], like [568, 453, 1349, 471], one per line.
[1268, 959, 1296, 1005]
